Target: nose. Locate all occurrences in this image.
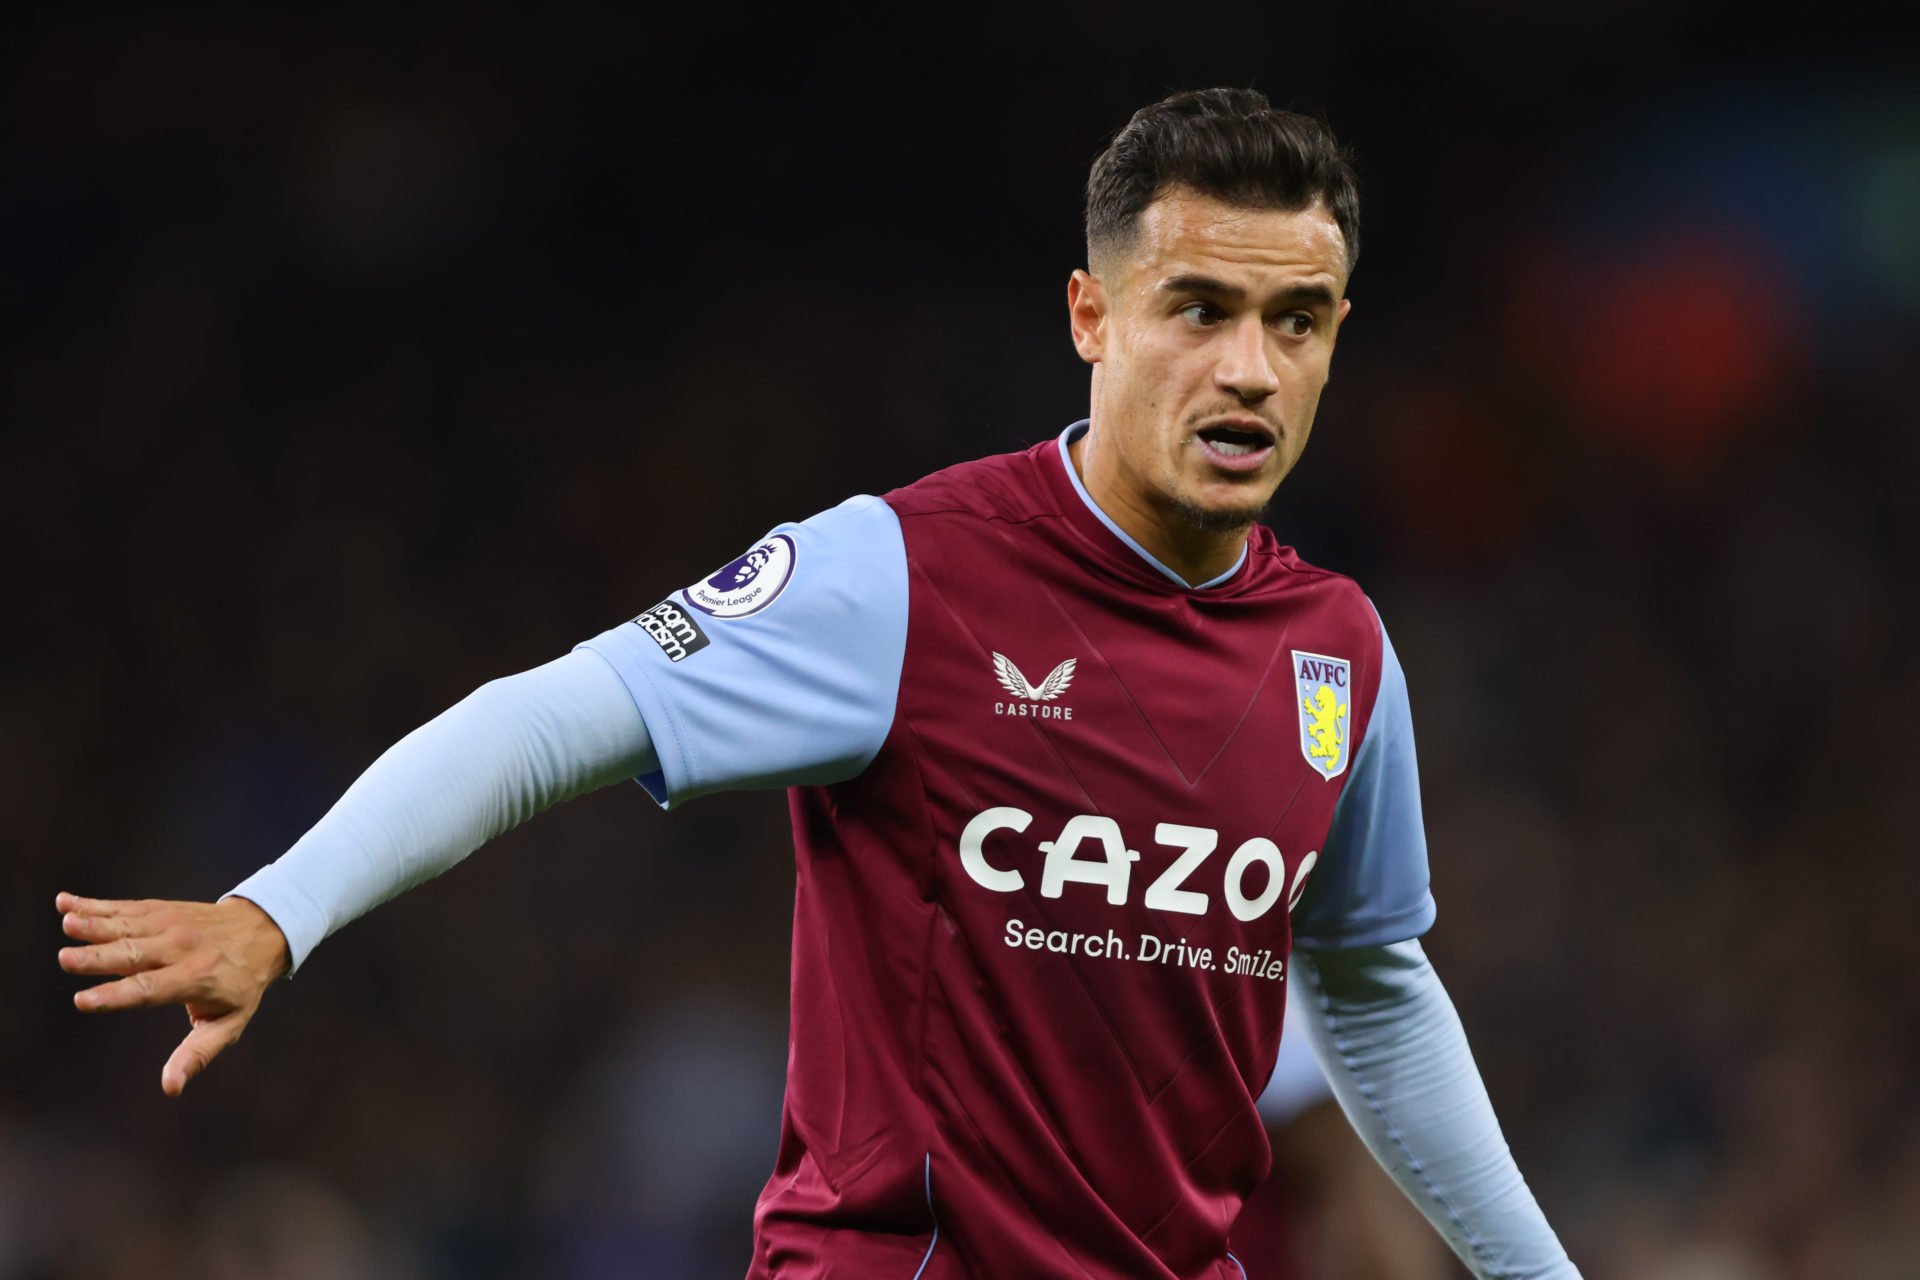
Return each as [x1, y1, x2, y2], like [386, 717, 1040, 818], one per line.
[1213, 318, 1280, 403]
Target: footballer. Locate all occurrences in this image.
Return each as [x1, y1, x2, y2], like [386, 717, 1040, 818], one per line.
[58, 89, 1579, 1278]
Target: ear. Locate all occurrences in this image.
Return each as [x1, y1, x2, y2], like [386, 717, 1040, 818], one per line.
[1327, 296, 1353, 351]
[1067, 269, 1108, 364]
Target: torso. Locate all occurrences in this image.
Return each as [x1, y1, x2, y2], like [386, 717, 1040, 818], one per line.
[749, 439, 1384, 1280]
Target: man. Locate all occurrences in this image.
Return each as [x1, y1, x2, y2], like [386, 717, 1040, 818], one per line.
[57, 89, 1578, 1278]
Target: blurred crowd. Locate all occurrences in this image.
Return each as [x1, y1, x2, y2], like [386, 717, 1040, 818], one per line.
[6, 9, 1917, 1279]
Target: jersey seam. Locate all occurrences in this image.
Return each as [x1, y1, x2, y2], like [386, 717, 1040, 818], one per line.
[919, 1062, 1105, 1280]
[852, 514, 913, 781]
[910, 1152, 940, 1278]
[624, 645, 701, 800]
[891, 503, 1355, 590]
[900, 718, 941, 1124]
[579, 636, 700, 805]
[890, 616, 946, 1194]
[892, 504, 1065, 528]
[902, 559, 1158, 1101]
[1290, 896, 1436, 951]
[1288, 673, 1393, 944]
[1308, 975, 1497, 1272]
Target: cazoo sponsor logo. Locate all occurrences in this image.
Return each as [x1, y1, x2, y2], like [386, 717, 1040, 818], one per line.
[956, 807, 1317, 923]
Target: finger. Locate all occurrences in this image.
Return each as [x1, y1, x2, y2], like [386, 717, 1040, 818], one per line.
[59, 936, 170, 975]
[73, 965, 188, 1013]
[61, 912, 157, 944]
[162, 1010, 247, 1097]
[55, 893, 152, 918]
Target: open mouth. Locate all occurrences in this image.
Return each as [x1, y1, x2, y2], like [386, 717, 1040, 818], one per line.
[1194, 422, 1276, 469]
[1197, 426, 1269, 456]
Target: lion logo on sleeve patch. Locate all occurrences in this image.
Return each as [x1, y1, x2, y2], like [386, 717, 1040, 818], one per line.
[682, 534, 796, 619]
[1292, 650, 1351, 780]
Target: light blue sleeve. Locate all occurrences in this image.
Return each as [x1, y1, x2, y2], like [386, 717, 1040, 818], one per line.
[575, 494, 909, 809]
[1256, 975, 1336, 1126]
[223, 650, 658, 973]
[1294, 941, 1580, 1278]
[1290, 611, 1437, 950]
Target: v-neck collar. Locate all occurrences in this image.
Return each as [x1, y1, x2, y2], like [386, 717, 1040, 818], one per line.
[1053, 420, 1248, 591]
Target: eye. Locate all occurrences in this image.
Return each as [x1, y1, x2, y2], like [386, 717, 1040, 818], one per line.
[1179, 301, 1225, 326]
[1274, 312, 1314, 337]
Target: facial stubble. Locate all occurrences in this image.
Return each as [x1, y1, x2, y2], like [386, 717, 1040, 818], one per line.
[1168, 493, 1270, 535]
[1168, 428, 1278, 534]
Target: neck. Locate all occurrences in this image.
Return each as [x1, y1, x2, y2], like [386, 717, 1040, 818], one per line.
[1068, 431, 1249, 587]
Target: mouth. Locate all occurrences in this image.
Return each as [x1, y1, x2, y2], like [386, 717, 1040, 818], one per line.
[1192, 418, 1278, 472]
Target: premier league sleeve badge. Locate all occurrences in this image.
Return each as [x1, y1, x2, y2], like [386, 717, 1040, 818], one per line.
[681, 534, 798, 619]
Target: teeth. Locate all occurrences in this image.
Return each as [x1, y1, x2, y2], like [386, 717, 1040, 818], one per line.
[1210, 439, 1257, 456]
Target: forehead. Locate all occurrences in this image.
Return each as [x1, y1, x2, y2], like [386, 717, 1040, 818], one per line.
[1120, 188, 1348, 297]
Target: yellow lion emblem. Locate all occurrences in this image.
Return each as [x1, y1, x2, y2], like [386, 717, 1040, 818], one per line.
[1301, 684, 1348, 770]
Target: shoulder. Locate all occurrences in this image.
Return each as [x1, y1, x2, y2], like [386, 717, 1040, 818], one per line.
[882, 439, 1062, 524]
[1247, 529, 1381, 635]
[1243, 533, 1389, 724]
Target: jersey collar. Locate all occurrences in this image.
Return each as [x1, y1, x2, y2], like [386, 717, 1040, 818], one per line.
[1055, 420, 1248, 591]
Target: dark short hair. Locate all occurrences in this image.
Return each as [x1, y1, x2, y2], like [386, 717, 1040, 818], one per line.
[1085, 88, 1361, 278]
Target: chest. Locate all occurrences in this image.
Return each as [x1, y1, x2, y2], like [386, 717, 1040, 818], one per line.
[891, 527, 1374, 953]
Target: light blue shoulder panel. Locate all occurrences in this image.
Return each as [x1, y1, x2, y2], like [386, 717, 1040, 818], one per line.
[576, 494, 909, 809]
[1291, 609, 1438, 950]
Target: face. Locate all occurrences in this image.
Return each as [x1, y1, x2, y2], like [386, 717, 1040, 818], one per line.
[1068, 188, 1352, 534]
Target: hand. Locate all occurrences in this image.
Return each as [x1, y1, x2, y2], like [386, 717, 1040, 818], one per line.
[56, 891, 292, 1097]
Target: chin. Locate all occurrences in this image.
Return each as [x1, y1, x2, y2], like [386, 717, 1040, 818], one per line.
[1170, 494, 1270, 534]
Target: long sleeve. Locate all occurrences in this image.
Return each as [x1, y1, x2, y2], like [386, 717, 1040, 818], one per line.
[1291, 939, 1580, 1279]
[222, 649, 657, 974]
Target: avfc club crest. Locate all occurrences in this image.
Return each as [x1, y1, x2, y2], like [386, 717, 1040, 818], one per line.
[1291, 650, 1351, 780]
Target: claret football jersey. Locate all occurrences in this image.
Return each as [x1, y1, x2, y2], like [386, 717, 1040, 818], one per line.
[579, 421, 1435, 1280]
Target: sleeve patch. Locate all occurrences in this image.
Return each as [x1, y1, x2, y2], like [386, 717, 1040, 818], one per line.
[682, 533, 797, 618]
[632, 599, 711, 662]
[575, 493, 908, 808]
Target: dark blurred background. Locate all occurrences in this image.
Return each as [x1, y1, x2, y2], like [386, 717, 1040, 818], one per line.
[7, 5, 1918, 1278]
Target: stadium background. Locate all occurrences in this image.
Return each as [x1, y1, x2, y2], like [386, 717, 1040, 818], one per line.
[7, 7, 1918, 1278]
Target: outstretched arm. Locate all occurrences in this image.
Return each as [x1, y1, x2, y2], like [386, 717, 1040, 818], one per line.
[56, 649, 654, 1095]
[1291, 939, 1579, 1279]
[58, 493, 909, 1098]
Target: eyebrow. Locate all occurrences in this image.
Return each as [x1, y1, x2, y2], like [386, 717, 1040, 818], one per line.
[1157, 273, 1339, 308]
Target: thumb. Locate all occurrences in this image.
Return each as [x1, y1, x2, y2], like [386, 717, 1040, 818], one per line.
[161, 1008, 247, 1097]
